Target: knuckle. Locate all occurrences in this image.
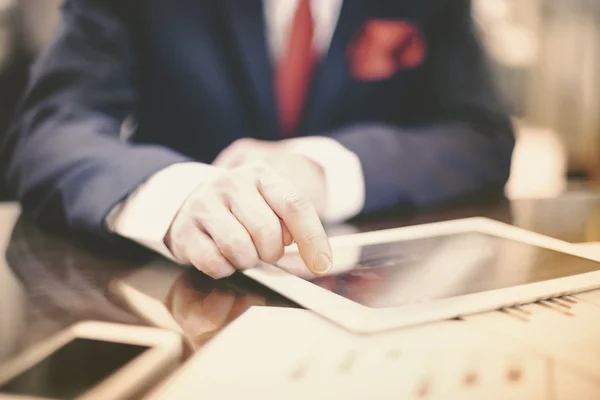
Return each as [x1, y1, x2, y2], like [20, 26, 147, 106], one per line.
[240, 161, 270, 176]
[202, 254, 230, 278]
[254, 218, 279, 243]
[258, 177, 283, 193]
[218, 236, 257, 269]
[219, 235, 247, 258]
[261, 244, 284, 264]
[249, 218, 283, 260]
[213, 174, 238, 192]
[213, 173, 249, 196]
[301, 230, 324, 245]
[283, 192, 312, 214]
[210, 181, 244, 204]
[186, 192, 214, 215]
[238, 252, 259, 270]
[251, 220, 284, 263]
[204, 252, 225, 270]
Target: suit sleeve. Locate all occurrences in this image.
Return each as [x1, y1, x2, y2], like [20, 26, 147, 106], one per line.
[1, 0, 190, 237]
[330, 0, 515, 214]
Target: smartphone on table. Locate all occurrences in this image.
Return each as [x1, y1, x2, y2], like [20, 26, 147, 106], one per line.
[0, 321, 182, 400]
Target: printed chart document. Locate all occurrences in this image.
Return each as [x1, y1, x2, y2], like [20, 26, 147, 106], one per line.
[148, 305, 600, 400]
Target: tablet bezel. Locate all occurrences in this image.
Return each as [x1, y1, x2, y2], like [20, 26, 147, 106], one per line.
[0, 321, 182, 400]
[244, 217, 600, 334]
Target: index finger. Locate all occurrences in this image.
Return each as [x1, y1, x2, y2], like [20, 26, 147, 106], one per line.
[257, 171, 332, 275]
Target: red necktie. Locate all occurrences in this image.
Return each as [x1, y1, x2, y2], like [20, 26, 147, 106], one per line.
[276, 0, 316, 137]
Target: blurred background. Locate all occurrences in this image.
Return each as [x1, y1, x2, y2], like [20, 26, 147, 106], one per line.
[474, 0, 600, 197]
[0, 0, 599, 200]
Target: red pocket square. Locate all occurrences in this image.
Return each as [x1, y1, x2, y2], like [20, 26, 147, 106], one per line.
[348, 19, 426, 81]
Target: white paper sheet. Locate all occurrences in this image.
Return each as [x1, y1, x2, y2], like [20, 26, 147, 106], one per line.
[149, 306, 600, 400]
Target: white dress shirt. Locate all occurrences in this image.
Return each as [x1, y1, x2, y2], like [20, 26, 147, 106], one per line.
[107, 0, 364, 260]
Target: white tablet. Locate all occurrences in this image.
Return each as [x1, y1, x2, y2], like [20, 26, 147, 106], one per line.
[244, 217, 600, 333]
[0, 321, 182, 400]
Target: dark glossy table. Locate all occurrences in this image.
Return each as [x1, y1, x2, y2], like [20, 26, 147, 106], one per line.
[2, 190, 600, 390]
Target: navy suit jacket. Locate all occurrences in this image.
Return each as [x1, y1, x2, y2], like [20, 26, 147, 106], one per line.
[2, 0, 514, 239]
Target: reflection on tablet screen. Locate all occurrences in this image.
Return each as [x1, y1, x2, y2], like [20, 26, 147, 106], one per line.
[277, 232, 600, 308]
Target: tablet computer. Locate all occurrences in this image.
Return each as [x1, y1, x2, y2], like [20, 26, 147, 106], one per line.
[244, 218, 600, 333]
[0, 322, 182, 400]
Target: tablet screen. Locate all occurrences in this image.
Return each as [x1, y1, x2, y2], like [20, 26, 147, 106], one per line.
[277, 232, 600, 308]
[0, 339, 149, 399]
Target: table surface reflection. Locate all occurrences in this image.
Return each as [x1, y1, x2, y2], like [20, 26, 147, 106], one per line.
[2, 190, 600, 385]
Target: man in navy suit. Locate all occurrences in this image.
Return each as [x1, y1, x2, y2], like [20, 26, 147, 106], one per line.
[1, 0, 514, 278]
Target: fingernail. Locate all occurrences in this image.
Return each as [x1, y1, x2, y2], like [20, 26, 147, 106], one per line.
[314, 253, 332, 274]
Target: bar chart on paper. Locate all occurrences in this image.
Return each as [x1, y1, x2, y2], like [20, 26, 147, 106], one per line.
[149, 287, 600, 400]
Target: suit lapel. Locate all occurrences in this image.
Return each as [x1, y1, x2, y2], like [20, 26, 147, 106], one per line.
[300, 0, 367, 134]
[221, 0, 279, 139]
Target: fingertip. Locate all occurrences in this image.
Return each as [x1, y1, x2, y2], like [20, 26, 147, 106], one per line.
[296, 232, 332, 275]
[310, 252, 332, 275]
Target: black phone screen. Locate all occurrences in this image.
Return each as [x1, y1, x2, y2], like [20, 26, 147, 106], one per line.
[0, 338, 149, 399]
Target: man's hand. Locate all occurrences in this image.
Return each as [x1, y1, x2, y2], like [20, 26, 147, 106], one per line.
[213, 138, 327, 215]
[164, 162, 332, 279]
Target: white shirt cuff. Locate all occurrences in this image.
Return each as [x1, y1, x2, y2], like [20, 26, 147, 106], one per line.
[281, 136, 365, 223]
[106, 162, 225, 261]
